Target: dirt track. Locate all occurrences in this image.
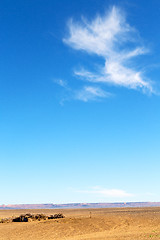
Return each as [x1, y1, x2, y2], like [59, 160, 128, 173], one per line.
[0, 207, 160, 239]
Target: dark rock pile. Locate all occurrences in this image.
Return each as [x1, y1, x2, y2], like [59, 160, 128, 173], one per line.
[48, 213, 64, 219]
[0, 213, 65, 223]
[12, 213, 33, 222]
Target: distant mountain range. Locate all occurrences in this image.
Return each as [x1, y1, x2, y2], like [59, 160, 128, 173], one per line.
[1, 202, 160, 209]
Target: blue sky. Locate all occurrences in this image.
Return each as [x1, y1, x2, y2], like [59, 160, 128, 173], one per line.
[1, 0, 160, 204]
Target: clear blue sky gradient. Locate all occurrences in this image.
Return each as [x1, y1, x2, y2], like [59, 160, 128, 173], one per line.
[1, 0, 160, 204]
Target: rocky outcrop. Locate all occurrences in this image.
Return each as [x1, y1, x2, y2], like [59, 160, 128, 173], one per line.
[0, 213, 65, 223]
[48, 213, 64, 219]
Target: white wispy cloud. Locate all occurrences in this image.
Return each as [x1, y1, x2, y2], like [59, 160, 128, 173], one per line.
[63, 6, 153, 94]
[75, 86, 110, 102]
[53, 79, 68, 88]
[77, 186, 134, 198]
[54, 79, 110, 102]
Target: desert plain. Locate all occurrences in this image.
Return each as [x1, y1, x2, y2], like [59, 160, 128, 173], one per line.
[0, 207, 160, 240]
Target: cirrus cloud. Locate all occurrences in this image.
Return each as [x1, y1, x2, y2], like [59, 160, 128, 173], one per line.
[75, 86, 111, 102]
[63, 6, 153, 97]
[77, 186, 134, 198]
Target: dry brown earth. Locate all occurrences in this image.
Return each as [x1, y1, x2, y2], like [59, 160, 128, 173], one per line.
[0, 207, 160, 239]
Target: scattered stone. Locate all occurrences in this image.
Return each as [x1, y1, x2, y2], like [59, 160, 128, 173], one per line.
[0, 218, 12, 223]
[34, 214, 47, 221]
[48, 213, 65, 219]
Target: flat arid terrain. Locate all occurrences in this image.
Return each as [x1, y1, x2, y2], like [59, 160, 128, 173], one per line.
[1, 207, 160, 240]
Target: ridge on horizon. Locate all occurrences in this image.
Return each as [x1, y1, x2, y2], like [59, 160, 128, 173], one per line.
[1, 202, 160, 210]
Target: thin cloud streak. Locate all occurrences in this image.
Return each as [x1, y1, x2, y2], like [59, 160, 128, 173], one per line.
[75, 86, 110, 102]
[53, 79, 68, 88]
[64, 6, 153, 94]
[54, 78, 110, 102]
[77, 187, 134, 198]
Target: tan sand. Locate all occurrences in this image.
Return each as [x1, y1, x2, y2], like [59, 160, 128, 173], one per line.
[0, 207, 160, 239]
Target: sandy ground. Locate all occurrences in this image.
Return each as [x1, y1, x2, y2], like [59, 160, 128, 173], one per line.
[0, 207, 160, 240]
